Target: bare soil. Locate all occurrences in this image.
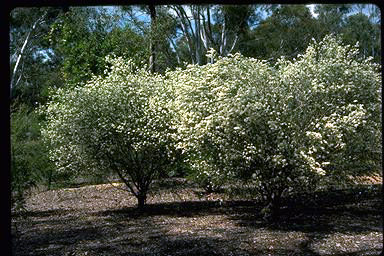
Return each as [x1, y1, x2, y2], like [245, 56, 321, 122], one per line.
[11, 178, 383, 256]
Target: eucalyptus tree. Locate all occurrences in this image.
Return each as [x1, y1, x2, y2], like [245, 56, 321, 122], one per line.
[10, 8, 63, 205]
[313, 4, 353, 37]
[312, 4, 381, 63]
[120, 5, 179, 73]
[170, 4, 258, 65]
[212, 5, 260, 56]
[249, 5, 318, 62]
[342, 12, 381, 62]
[47, 7, 122, 85]
[10, 7, 63, 107]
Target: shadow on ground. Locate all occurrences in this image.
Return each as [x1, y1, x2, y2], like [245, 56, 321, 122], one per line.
[12, 184, 382, 256]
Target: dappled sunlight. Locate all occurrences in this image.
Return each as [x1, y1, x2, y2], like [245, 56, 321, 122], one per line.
[11, 5, 381, 256]
[311, 232, 383, 255]
[25, 183, 138, 212]
[13, 179, 383, 255]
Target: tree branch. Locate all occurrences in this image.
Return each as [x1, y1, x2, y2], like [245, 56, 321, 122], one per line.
[11, 10, 48, 90]
[228, 34, 239, 54]
[105, 152, 138, 197]
[173, 5, 196, 64]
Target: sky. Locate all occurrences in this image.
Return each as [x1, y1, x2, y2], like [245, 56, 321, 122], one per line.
[103, 4, 380, 28]
[307, 4, 318, 18]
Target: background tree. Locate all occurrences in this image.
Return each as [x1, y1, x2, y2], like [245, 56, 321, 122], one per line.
[170, 5, 205, 65]
[149, 4, 157, 72]
[313, 4, 353, 37]
[313, 4, 380, 63]
[342, 12, 381, 62]
[10, 7, 63, 203]
[41, 57, 176, 209]
[170, 5, 259, 65]
[47, 7, 119, 85]
[120, 5, 179, 73]
[211, 5, 262, 57]
[249, 5, 318, 62]
[10, 7, 63, 107]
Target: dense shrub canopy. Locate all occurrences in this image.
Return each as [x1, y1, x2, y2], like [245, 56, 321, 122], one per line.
[166, 49, 275, 190]
[42, 35, 381, 211]
[42, 57, 175, 208]
[168, 36, 381, 198]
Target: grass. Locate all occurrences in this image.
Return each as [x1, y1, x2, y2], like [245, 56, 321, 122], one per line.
[11, 177, 383, 256]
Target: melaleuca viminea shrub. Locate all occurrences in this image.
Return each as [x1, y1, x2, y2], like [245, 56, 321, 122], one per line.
[41, 56, 176, 209]
[167, 36, 381, 215]
[247, 36, 381, 216]
[166, 49, 274, 192]
[42, 35, 381, 215]
[273, 35, 381, 178]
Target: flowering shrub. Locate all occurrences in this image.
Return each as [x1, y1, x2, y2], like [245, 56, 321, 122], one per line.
[41, 57, 175, 209]
[166, 49, 274, 191]
[42, 36, 381, 216]
[167, 36, 381, 216]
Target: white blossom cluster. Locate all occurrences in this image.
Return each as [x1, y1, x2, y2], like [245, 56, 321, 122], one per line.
[42, 35, 381, 195]
[166, 35, 381, 191]
[41, 57, 175, 177]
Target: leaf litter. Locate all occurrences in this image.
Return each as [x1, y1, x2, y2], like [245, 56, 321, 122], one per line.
[12, 178, 382, 255]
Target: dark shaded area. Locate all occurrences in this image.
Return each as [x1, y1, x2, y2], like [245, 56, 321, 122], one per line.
[151, 178, 198, 191]
[12, 208, 72, 218]
[157, 237, 240, 256]
[98, 200, 229, 219]
[12, 184, 382, 256]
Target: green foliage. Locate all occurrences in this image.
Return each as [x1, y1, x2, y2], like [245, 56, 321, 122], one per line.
[10, 7, 64, 107]
[47, 6, 179, 85]
[314, 4, 353, 36]
[41, 34, 381, 216]
[47, 7, 116, 84]
[167, 36, 381, 216]
[342, 13, 381, 62]
[10, 5, 381, 109]
[41, 57, 176, 208]
[11, 104, 53, 210]
[248, 5, 318, 62]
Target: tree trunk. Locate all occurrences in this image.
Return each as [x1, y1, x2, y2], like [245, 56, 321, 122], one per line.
[149, 4, 157, 73]
[262, 185, 284, 222]
[193, 7, 202, 65]
[11, 11, 47, 91]
[269, 192, 281, 219]
[174, 5, 196, 64]
[137, 191, 147, 210]
[47, 169, 53, 190]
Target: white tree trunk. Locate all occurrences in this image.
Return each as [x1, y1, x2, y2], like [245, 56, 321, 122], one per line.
[193, 7, 202, 65]
[10, 10, 47, 90]
[220, 19, 226, 55]
[174, 5, 196, 64]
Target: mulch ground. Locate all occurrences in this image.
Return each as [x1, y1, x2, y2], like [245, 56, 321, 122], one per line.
[11, 178, 383, 256]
